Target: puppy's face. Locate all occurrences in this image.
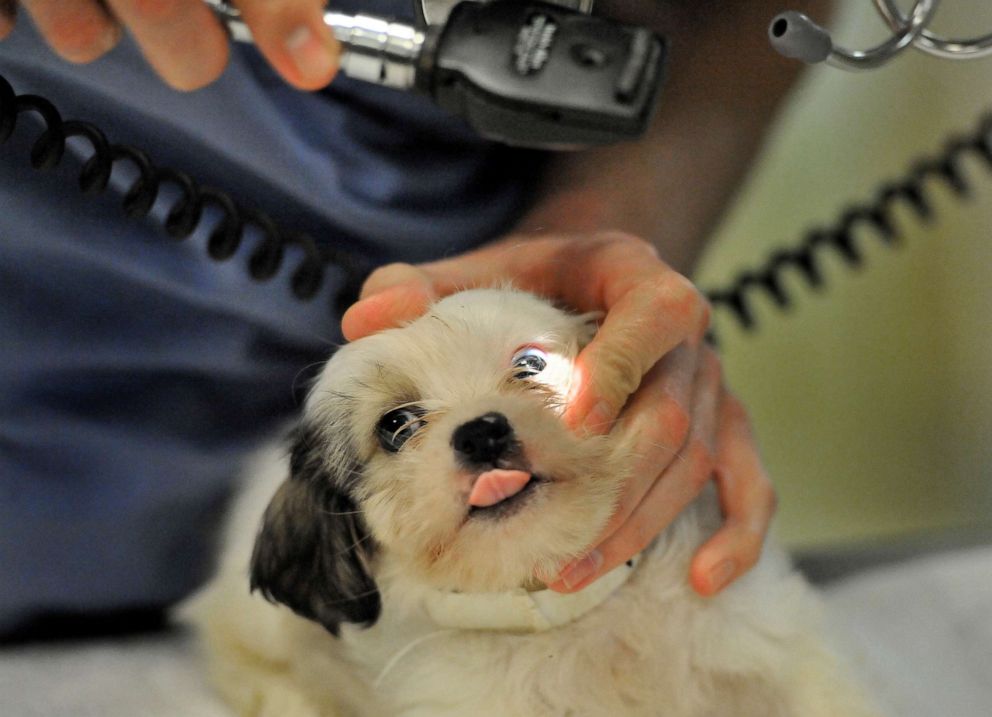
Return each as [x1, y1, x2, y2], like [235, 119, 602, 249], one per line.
[251, 289, 627, 633]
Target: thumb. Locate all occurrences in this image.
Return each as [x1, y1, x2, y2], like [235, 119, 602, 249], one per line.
[341, 263, 438, 341]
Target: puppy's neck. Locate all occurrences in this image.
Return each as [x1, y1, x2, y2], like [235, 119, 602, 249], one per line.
[420, 555, 642, 633]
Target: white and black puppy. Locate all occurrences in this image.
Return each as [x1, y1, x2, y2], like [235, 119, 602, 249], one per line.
[185, 288, 878, 717]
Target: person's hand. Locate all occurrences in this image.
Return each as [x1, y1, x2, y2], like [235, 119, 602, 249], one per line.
[341, 231, 777, 597]
[0, 1, 339, 91]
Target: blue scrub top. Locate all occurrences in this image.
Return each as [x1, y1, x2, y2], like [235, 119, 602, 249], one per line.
[0, 1, 546, 632]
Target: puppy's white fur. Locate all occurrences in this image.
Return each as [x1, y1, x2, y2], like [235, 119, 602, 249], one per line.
[184, 288, 878, 717]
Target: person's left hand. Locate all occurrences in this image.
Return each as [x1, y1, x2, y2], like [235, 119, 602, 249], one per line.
[342, 231, 777, 597]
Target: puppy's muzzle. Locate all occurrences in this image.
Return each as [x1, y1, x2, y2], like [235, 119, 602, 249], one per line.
[452, 413, 544, 516]
[452, 412, 514, 466]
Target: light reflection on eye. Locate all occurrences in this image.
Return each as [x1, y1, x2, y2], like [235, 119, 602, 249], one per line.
[511, 347, 548, 379]
[508, 345, 575, 415]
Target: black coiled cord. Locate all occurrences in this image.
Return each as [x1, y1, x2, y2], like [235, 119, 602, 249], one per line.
[705, 112, 992, 342]
[0, 73, 370, 314]
[2, 71, 989, 334]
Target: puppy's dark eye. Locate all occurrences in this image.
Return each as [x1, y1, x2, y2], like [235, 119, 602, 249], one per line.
[511, 347, 548, 379]
[376, 407, 426, 453]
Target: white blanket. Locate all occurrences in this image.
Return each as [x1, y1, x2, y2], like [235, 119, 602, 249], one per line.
[3, 546, 990, 717]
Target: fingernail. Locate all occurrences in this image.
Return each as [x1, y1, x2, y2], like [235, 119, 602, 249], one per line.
[557, 551, 603, 590]
[582, 400, 614, 434]
[286, 25, 335, 83]
[707, 560, 737, 593]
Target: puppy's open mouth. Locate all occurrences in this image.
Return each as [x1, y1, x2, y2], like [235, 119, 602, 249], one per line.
[467, 466, 549, 520]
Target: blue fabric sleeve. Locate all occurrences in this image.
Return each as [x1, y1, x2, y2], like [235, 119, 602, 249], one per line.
[0, 3, 547, 632]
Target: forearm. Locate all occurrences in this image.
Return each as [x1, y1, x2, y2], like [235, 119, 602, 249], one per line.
[514, 0, 834, 274]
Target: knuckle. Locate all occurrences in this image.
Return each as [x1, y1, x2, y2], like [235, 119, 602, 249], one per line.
[609, 232, 659, 259]
[599, 525, 650, 569]
[695, 300, 713, 340]
[722, 391, 751, 428]
[645, 274, 701, 326]
[601, 503, 629, 538]
[365, 262, 409, 283]
[170, 63, 226, 92]
[361, 262, 416, 295]
[699, 348, 722, 386]
[585, 231, 659, 266]
[670, 271, 701, 305]
[130, 0, 182, 23]
[763, 482, 779, 516]
[46, 18, 114, 63]
[651, 398, 691, 451]
[595, 345, 644, 402]
[686, 440, 715, 489]
[627, 520, 657, 556]
[737, 532, 765, 571]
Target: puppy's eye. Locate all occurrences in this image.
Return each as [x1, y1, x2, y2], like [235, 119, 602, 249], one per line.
[376, 407, 426, 453]
[511, 347, 548, 379]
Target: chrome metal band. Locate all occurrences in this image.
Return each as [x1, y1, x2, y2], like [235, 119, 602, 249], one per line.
[203, 1, 423, 90]
[329, 13, 424, 89]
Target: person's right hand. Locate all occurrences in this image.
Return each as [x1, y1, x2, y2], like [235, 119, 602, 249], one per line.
[0, 1, 340, 91]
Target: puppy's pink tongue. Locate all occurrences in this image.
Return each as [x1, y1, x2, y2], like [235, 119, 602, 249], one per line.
[468, 469, 532, 508]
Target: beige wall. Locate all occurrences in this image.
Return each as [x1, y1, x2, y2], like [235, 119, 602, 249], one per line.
[695, 1, 992, 549]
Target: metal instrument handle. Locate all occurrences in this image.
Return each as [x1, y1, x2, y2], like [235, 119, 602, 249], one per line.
[203, 0, 425, 89]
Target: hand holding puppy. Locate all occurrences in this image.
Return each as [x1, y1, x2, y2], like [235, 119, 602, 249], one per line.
[342, 231, 777, 598]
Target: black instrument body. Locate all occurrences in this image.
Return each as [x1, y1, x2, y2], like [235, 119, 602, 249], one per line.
[420, 1, 667, 148]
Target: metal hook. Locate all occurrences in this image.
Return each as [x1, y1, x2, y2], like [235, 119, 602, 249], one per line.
[873, 0, 992, 60]
[770, 0, 992, 70]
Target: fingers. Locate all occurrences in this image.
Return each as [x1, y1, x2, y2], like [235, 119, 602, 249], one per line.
[234, 0, 339, 90]
[688, 393, 777, 596]
[340, 234, 568, 341]
[340, 245, 518, 340]
[342, 234, 710, 416]
[581, 345, 698, 537]
[14, 1, 338, 91]
[20, 0, 120, 63]
[100, 0, 228, 90]
[340, 263, 438, 341]
[342, 235, 771, 599]
[548, 348, 722, 593]
[560, 237, 710, 434]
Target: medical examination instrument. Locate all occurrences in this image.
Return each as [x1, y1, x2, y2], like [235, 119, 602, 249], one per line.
[205, 0, 667, 149]
[3, 0, 992, 336]
[770, 0, 992, 70]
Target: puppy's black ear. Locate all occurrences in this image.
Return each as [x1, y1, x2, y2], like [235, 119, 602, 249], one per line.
[250, 426, 380, 635]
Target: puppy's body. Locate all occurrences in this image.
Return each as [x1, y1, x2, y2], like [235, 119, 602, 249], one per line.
[185, 289, 876, 717]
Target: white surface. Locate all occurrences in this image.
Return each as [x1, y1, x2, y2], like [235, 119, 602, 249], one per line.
[823, 546, 992, 717]
[0, 632, 228, 717]
[2, 546, 990, 717]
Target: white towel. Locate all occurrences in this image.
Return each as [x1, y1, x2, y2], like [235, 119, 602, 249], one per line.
[2, 546, 990, 717]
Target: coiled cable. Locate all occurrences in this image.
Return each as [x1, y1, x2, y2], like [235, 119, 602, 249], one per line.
[2, 72, 990, 335]
[0, 73, 370, 314]
[705, 111, 992, 343]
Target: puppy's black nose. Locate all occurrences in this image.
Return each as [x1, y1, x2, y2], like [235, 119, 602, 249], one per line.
[452, 412, 514, 465]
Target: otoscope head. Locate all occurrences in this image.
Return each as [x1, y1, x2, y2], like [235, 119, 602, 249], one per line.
[768, 11, 832, 64]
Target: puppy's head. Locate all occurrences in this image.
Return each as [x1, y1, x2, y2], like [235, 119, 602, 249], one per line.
[251, 289, 627, 634]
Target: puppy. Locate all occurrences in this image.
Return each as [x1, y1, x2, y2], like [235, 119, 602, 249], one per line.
[185, 288, 878, 717]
